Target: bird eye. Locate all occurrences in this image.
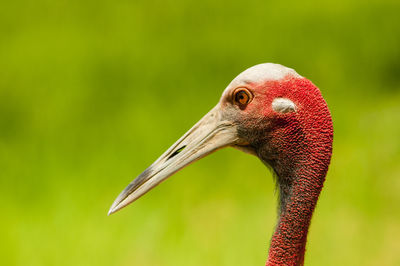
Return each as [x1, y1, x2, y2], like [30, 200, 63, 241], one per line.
[233, 88, 252, 107]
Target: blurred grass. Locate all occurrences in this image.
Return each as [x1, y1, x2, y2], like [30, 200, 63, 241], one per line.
[1, 0, 400, 265]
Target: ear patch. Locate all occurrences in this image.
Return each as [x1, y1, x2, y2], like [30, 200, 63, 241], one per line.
[272, 98, 297, 113]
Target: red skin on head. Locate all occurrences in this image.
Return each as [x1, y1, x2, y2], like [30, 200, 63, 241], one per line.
[242, 76, 333, 266]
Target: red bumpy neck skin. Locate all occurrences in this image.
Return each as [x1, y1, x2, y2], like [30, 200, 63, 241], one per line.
[257, 77, 333, 266]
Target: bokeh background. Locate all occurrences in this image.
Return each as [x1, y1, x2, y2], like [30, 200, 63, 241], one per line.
[1, 0, 400, 265]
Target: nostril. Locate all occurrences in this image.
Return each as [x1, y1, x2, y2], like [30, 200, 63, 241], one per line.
[167, 145, 186, 160]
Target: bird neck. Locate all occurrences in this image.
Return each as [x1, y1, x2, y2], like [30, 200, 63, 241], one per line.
[264, 132, 332, 265]
[266, 158, 327, 266]
[263, 122, 332, 266]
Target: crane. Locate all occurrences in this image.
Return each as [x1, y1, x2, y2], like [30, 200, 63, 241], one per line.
[109, 63, 333, 265]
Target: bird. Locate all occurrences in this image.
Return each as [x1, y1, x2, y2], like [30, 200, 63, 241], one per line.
[108, 63, 333, 266]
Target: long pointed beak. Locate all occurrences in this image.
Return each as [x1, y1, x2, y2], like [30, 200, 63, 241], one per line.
[108, 105, 240, 215]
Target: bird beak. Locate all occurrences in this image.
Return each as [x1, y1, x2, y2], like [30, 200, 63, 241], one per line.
[108, 105, 240, 215]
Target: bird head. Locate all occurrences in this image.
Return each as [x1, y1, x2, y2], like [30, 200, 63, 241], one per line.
[109, 63, 333, 215]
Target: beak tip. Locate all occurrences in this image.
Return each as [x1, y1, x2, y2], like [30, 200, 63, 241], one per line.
[108, 200, 121, 216]
[108, 186, 139, 216]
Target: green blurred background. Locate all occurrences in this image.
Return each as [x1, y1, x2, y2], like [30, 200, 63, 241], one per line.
[1, 0, 400, 265]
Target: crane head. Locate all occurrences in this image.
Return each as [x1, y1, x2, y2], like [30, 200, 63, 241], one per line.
[108, 63, 332, 215]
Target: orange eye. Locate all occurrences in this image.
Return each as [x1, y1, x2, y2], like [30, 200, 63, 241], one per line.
[234, 88, 252, 106]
